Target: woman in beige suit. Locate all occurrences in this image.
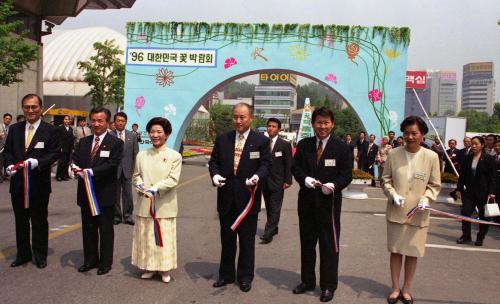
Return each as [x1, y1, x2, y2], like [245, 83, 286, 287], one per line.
[132, 117, 182, 283]
[382, 116, 441, 304]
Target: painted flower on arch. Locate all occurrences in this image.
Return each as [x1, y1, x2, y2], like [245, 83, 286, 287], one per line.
[224, 57, 237, 69]
[368, 89, 383, 102]
[289, 45, 309, 61]
[155, 68, 174, 87]
[384, 49, 401, 59]
[325, 73, 337, 84]
[134, 96, 145, 116]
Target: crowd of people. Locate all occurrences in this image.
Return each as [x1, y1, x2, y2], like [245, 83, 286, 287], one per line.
[1, 94, 499, 303]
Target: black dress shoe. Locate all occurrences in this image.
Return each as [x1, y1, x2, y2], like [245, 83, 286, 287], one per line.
[97, 266, 111, 275]
[293, 282, 315, 294]
[35, 259, 47, 269]
[320, 289, 334, 302]
[78, 264, 98, 272]
[387, 290, 402, 304]
[63, 177, 70, 181]
[474, 239, 484, 246]
[10, 258, 31, 267]
[113, 218, 122, 225]
[124, 218, 135, 226]
[260, 235, 273, 244]
[239, 281, 252, 292]
[56, 177, 63, 181]
[213, 278, 234, 288]
[456, 236, 472, 244]
[400, 293, 414, 304]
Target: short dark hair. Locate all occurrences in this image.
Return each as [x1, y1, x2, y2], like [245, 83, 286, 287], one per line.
[21, 94, 43, 107]
[369, 134, 376, 138]
[486, 134, 497, 140]
[146, 117, 172, 136]
[3, 113, 12, 119]
[89, 107, 111, 122]
[471, 136, 485, 146]
[400, 115, 429, 135]
[16, 114, 25, 121]
[77, 117, 86, 123]
[114, 112, 128, 121]
[266, 117, 282, 129]
[388, 130, 395, 135]
[232, 103, 254, 116]
[448, 139, 457, 145]
[359, 131, 366, 136]
[132, 123, 138, 128]
[312, 106, 334, 123]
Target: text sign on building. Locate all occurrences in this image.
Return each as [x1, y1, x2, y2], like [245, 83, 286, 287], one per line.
[406, 71, 426, 89]
[126, 48, 217, 67]
[260, 72, 297, 86]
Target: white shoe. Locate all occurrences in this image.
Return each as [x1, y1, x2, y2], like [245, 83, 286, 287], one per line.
[141, 271, 155, 279]
[161, 272, 171, 283]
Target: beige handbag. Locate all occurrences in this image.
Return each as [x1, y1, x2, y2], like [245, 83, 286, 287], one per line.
[484, 197, 500, 217]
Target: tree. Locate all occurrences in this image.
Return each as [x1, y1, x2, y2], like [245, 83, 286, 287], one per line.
[493, 103, 500, 120]
[458, 109, 500, 132]
[208, 102, 233, 137]
[0, 0, 39, 86]
[77, 39, 125, 107]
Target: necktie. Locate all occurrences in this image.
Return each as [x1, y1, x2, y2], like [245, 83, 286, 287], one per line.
[25, 125, 34, 150]
[120, 131, 125, 141]
[82, 127, 86, 136]
[90, 137, 100, 160]
[316, 140, 323, 163]
[234, 134, 245, 175]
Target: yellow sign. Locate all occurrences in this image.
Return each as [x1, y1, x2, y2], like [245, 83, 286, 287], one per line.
[46, 108, 89, 117]
[260, 73, 297, 86]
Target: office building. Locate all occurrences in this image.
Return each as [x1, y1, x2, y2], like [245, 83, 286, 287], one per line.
[461, 62, 496, 115]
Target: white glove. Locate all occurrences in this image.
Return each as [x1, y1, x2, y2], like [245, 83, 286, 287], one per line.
[392, 193, 406, 207]
[6, 165, 17, 177]
[26, 158, 38, 170]
[305, 177, 319, 189]
[136, 183, 145, 190]
[212, 174, 226, 187]
[321, 182, 335, 195]
[76, 168, 93, 179]
[245, 174, 259, 186]
[146, 185, 158, 198]
[417, 198, 430, 210]
[71, 164, 82, 171]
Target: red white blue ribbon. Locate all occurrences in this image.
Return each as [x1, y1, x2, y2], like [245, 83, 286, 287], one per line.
[407, 206, 500, 226]
[82, 169, 101, 216]
[22, 160, 32, 209]
[231, 185, 257, 231]
[135, 185, 163, 247]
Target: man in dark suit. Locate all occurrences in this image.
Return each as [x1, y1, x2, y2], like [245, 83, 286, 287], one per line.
[364, 134, 379, 187]
[56, 115, 75, 181]
[457, 137, 472, 168]
[355, 131, 368, 170]
[3, 94, 60, 268]
[291, 107, 353, 302]
[260, 118, 293, 244]
[111, 112, 139, 225]
[208, 103, 271, 292]
[387, 130, 397, 148]
[72, 107, 123, 275]
[444, 139, 460, 174]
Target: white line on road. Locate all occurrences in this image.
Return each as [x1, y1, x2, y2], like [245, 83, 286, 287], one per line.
[426, 244, 500, 253]
[373, 213, 456, 221]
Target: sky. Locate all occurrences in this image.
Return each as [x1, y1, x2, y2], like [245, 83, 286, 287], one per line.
[58, 0, 500, 100]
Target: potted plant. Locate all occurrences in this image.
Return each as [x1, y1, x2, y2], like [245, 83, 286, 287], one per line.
[441, 172, 458, 189]
[351, 169, 373, 185]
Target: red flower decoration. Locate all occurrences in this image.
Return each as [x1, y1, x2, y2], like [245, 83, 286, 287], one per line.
[368, 89, 383, 102]
[155, 68, 174, 87]
[224, 57, 237, 69]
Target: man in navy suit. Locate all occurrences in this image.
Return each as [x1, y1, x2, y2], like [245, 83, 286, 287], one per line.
[56, 115, 75, 181]
[260, 117, 293, 244]
[364, 134, 379, 187]
[3, 94, 60, 268]
[209, 103, 271, 292]
[72, 107, 123, 275]
[291, 107, 353, 302]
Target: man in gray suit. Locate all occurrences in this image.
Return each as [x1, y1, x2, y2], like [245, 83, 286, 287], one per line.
[112, 112, 139, 225]
[73, 118, 91, 144]
[0, 113, 13, 182]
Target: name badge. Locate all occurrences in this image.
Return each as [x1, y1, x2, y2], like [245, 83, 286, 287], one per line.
[275, 151, 283, 157]
[414, 172, 426, 181]
[250, 151, 260, 159]
[325, 159, 336, 167]
[100, 150, 110, 158]
[34, 142, 44, 149]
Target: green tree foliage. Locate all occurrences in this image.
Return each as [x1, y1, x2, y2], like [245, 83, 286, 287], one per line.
[223, 81, 256, 98]
[458, 109, 500, 133]
[208, 102, 233, 137]
[296, 82, 343, 109]
[77, 40, 125, 107]
[332, 108, 363, 138]
[0, 0, 39, 86]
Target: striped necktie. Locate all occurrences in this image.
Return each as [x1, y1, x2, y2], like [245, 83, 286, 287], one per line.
[234, 134, 245, 175]
[90, 137, 100, 160]
[316, 140, 323, 163]
[25, 125, 34, 151]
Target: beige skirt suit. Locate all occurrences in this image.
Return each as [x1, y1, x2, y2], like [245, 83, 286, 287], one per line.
[382, 146, 441, 257]
[132, 145, 182, 271]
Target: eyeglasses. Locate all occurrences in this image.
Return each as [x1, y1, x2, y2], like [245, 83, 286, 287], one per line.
[22, 105, 40, 110]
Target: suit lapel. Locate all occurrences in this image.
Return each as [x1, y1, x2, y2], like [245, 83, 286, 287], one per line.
[90, 133, 110, 166]
[25, 122, 44, 155]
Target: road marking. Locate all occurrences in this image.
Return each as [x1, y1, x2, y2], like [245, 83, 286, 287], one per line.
[373, 213, 456, 221]
[0, 173, 208, 261]
[426, 244, 500, 253]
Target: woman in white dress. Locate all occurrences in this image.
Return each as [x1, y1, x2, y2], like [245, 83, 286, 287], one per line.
[132, 117, 182, 283]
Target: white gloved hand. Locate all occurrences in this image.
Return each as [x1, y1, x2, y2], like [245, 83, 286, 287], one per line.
[392, 193, 406, 207]
[26, 158, 38, 169]
[71, 164, 82, 172]
[6, 165, 17, 177]
[212, 174, 226, 187]
[417, 198, 430, 210]
[245, 174, 259, 186]
[305, 177, 319, 189]
[321, 182, 335, 195]
[145, 185, 158, 198]
[136, 183, 145, 191]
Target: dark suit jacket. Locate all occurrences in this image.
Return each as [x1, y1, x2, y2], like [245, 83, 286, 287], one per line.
[356, 139, 368, 161]
[292, 136, 353, 215]
[3, 121, 60, 198]
[72, 133, 123, 208]
[457, 153, 496, 201]
[209, 130, 271, 216]
[365, 143, 379, 166]
[457, 147, 471, 168]
[444, 148, 459, 173]
[266, 137, 293, 191]
[112, 129, 139, 179]
[495, 154, 500, 198]
[57, 125, 75, 153]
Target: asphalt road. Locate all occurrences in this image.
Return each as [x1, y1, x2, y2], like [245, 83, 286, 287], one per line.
[1, 156, 499, 304]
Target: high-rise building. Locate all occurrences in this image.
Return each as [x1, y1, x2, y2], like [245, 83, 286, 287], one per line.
[428, 70, 458, 116]
[461, 62, 496, 115]
[405, 70, 429, 117]
[254, 72, 297, 130]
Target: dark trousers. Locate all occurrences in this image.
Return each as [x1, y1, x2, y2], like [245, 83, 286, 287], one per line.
[80, 204, 114, 267]
[461, 195, 490, 240]
[299, 200, 342, 291]
[218, 210, 258, 283]
[11, 192, 50, 260]
[56, 151, 71, 179]
[262, 184, 284, 237]
[363, 162, 376, 185]
[114, 173, 133, 221]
